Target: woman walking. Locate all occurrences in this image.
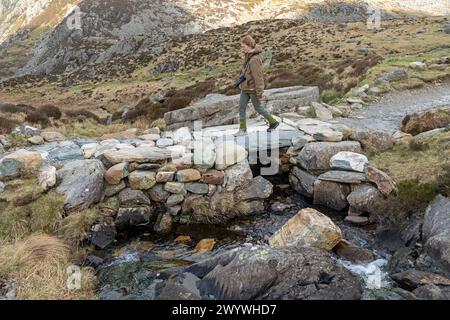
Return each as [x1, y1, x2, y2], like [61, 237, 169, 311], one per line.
[235, 35, 280, 136]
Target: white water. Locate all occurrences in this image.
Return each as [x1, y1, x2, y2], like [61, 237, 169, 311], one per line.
[340, 258, 392, 290]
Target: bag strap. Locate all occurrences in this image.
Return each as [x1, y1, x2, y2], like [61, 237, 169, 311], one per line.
[241, 52, 259, 75]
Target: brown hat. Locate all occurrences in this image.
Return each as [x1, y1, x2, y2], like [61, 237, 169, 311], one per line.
[241, 35, 256, 48]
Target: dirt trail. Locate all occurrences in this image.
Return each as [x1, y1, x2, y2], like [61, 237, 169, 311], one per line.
[334, 81, 450, 133]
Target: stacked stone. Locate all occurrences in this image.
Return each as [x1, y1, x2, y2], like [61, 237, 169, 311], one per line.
[288, 134, 397, 225]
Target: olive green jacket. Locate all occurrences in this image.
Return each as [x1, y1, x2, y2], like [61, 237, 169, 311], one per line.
[240, 45, 265, 99]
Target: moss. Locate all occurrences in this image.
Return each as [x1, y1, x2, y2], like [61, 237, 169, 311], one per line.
[396, 179, 439, 212]
[0, 179, 45, 207]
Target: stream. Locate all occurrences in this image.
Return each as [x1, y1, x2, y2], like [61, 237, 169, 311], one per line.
[94, 172, 395, 300]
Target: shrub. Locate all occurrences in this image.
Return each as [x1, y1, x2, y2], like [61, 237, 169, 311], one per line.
[24, 110, 50, 127]
[0, 116, 19, 134]
[65, 109, 101, 123]
[165, 96, 192, 111]
[396, 179, 439, 213]
[0, 103, 35, 114]
[39, 104, 62, 120]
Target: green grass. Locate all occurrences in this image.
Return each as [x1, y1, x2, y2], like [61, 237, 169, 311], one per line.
[370, 131, 450, 211]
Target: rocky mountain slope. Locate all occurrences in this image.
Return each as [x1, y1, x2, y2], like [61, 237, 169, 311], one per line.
[1, 0, 449, 79]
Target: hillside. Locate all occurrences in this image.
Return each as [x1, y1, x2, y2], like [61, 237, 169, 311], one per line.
[1, 0, 449, 80]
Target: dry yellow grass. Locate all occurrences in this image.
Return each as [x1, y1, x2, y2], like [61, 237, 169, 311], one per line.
[0, 234, 97, 300]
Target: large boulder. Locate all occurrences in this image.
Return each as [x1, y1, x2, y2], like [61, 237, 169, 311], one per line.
[416, 195, 450, 277]
[155, 246, 362, 300]
[56, 159, 105, 209]
[295, 141, 362, 172]
[31, 141, 84, 164]
[269, 208, 342, 251]
[401, 107, 450, 136]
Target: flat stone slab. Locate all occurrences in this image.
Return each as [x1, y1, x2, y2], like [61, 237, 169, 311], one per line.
[193, 119, 300, 151]
[318, 171, 367, 184]
[103, 146, 184, 164]
[164, 85, 319, 130]
[29, 141, 84, 165]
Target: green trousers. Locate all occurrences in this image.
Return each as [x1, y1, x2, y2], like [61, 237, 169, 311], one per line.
[239, 92, 276, 130]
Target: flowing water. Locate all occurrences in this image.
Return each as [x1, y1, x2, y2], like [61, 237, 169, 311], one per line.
[95, 179, 395, 300]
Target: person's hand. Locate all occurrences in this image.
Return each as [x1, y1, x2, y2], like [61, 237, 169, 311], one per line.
[261, 94, 268, 102]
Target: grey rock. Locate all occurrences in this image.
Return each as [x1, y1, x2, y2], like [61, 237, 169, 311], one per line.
[223, 159, 253, 192]
[235, 176, 273, 201]
[444, 23, 450, 34]
[295, 141, 362, 172]
[136, 163, 161, 171]
[377, 68, 408, 84]
[118, 188, 151, 207]
[154, 213, 173, 235]
[417, 195, 450, 277]
[413, 284, 450, 300]
[56, 159, 105, 209]
[313, 180, 351, 211]
[164, 86, 319, 130]
[318, 171, 367, 184]
[89, 223, 117, 249]
[347, 184, 383, 213]
[289, 167, 317, 197]
[166, 194, 184, 206]
[158, 246, 362, 300]
[185, 182, 209, 195]
[104, 180, 127, 197]
[155, 272, 202, 300]
[30, 141, 84, 164]
[350, 130, 394, 151]
[0, 158, 22, 180]
[391, 269, 450, 291]
[115, 206, 154, 229]
[148, 184, 171, 202]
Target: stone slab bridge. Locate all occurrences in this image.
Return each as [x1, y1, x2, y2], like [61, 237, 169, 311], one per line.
[164, 85, 320, 130]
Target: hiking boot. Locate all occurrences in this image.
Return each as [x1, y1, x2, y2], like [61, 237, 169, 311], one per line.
[267, 121, 280, 132]
[233, 129, 247, 137]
